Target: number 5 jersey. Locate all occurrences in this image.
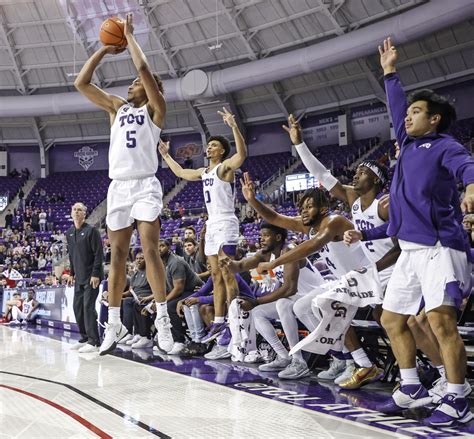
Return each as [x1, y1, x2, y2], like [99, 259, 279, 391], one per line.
[109, 104, 161, 180]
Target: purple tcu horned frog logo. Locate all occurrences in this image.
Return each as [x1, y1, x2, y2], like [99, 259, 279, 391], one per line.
[74, 146, 98, 171]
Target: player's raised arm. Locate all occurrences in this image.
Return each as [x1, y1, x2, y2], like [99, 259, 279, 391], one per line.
[219, 108, 247, 174]
[283, 114, 357, 206]
[158, 140, 204, 181]
[241, 172, 306, 233]
[74, 45, 126, 116]
[124, 13, 166, 128]
[257, 222, 338, 274]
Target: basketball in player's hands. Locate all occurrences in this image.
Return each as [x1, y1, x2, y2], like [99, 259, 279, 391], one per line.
[99, 17, 127, 47]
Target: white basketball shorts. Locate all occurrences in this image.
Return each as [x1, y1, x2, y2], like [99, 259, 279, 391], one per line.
[383, 245, 472, 315]
[106, 176, 163, 231]
[204, 216, 239, 256]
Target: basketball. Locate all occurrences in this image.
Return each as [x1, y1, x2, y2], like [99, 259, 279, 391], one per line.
[99, 17, 126, 47]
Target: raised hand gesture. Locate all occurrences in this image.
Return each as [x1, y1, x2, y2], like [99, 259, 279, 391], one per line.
[217, 107, 237, 129]
[378, 37, 397, 74]
[282, 114, 303, 145]
[124, 13, 134, 38]
[240, 172, 256, 201]
[158, 139, 170, 157]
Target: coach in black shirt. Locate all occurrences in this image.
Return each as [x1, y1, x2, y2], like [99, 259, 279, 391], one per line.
[66, 202, 104, 352]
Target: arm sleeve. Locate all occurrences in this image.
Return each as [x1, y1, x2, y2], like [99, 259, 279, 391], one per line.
[384, 73, 409, 147]
[441, 142, 474, 187]
[198, 295, 214, 305]
[90, 228, 104, 279]
[362, 222, 390, 241]
[236, 274, 253, 296]
[171, 262, 187, 281]
[294, 142, 338, 190]
[189, 277, 214, 298]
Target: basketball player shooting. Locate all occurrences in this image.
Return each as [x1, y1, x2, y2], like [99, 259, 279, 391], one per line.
[159, 108, 247, 342]
[74, 13, 174, 355]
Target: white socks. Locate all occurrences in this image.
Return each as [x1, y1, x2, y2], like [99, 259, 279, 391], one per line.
[108, 307, 121, 325]
[351, 348, 373, 368]
[400, 367, 420, 385]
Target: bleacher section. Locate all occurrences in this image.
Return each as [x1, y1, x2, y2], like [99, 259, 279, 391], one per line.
[0, 176, 26, 201]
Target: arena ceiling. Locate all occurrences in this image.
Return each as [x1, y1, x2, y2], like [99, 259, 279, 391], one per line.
[0, 0, 473, 147]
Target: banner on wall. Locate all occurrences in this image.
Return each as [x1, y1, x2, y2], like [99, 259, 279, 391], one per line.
[74, 146, 99, 171]
[174, 143, 203, 160]
[1, 286, 76, 323]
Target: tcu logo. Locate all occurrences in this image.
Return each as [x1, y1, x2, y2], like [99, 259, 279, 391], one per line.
[119, 112, 145, 127]
[331, 301, 347, 318]
[203, 178, 214, 187]
[355, 219, 375, 231]
[418, 142, 432, 149]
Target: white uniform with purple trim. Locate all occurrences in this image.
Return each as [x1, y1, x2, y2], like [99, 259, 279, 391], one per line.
[201, 163, 239, 256]
[106, 104, 163, 231]
[351, 197, 394, 288]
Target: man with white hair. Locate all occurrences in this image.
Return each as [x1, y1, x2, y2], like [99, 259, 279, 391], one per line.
[66, 202, 104, 353]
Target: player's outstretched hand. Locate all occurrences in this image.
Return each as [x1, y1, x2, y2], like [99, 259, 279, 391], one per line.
[218, 107, 237, 128]
[378, 37, 397, 74]
[282, 114, 303, 145]
[240, 172, 256, 201]
[343, 229, 363, 246]
[158, 139, 170, 156]
[124, 13, 134, 37]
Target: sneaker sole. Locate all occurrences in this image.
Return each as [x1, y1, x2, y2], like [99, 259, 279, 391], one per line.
[200, 332, 222, 344]
[99, 341, 118, 356]
[279, 369, 311, 380]
[99, 330, 128, 356]
[426, 411, 474, 427]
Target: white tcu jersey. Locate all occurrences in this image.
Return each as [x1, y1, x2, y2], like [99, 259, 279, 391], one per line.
[251, 252, 324, 296]
[201, 164, 235, 218]
[310, 227, 369, 278]
[352, 197, 394, 285]
[109, 104, 161, 180]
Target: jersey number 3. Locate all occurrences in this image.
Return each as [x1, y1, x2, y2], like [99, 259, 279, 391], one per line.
[126, 130, 137, 148]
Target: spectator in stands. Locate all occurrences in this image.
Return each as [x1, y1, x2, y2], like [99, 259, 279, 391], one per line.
[161, 205, 172, 220]
[9, 168, 19, 177]
[242, 210, 256, 224]
[31, 209, 40, 232]
[18, 188, 25, 210]
[39, 188, 46, 198]
[4, 209, 13, 229]
[37, 252, 47, 270]
[38, 209, 47, 232]
[66, 202, 104, 353]
[120, 252, 155, 349]
[159, 239, 203, 354]
[46, 207, 54, 231]
[183, 226, 197, 240]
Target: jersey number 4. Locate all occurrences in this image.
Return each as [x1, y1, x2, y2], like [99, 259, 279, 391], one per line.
[126, 130, 137, 148]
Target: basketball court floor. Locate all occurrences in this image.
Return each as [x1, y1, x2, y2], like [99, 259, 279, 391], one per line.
[1, 325, 473, 438]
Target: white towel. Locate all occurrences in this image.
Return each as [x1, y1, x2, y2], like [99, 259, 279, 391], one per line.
[227, 299, 257, 361]
[290, 264, 382, 355]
